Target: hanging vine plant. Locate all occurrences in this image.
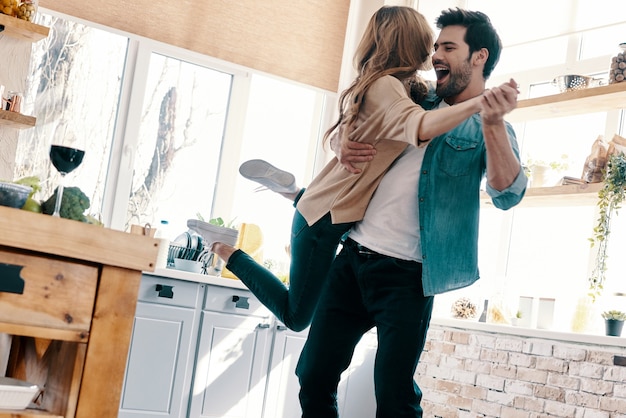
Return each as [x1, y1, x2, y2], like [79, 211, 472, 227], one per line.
[589, 151, 626, 301]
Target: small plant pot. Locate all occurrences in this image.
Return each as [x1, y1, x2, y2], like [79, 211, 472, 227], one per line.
[605, 319, 624, 337]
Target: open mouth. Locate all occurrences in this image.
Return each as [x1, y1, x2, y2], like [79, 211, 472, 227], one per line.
[434, 66, 450, 84]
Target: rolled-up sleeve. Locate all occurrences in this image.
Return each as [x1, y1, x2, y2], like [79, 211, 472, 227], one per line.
[486, 167, 527, 210]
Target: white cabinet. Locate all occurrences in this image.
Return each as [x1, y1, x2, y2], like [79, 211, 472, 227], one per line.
[337, 330, 377, 418]
[262, 325, 309, 418]
[119, 276, 203, 418]
[188, 310, 272, 417]
[119, 274, 385, 418]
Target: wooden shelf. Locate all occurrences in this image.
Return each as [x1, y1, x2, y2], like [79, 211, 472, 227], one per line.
[481, 182, 603, 208]
[0, 410, 62, 417]
[0, 14, 49, 42]
[0, 109, 36, 129]
[507, 82, 626, 123]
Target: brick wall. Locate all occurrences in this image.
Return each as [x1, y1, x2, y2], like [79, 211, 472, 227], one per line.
[417, 324, 626, 418]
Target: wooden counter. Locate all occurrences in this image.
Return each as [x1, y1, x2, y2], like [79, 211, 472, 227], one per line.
[0, 206, 160, 417]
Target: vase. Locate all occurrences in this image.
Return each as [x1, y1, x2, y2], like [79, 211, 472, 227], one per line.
[605, 319, 624, 337]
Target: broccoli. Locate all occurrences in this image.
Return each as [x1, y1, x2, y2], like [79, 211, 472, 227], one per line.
[42, 186, 91, 222]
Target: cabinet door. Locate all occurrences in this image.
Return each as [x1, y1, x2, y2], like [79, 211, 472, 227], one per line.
[118, 301, 197, 418]
[262, 325, 308, 418]
[337, 330, 377, 418]
[188, 311, 272, 418]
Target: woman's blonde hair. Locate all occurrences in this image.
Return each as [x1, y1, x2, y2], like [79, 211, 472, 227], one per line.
[324, 6, 433, 143]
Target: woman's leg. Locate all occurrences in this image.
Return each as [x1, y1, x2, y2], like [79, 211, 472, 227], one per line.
[226, 207, 352, 331]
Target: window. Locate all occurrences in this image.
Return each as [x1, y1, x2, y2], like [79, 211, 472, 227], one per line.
[14, 14, 128, 215]
[125, 53, 233, 235]
[13, 10, 326, 278]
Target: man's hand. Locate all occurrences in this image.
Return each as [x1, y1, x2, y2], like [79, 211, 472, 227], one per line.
[330, 127, 376, 174]
[481, 78, 519, 126]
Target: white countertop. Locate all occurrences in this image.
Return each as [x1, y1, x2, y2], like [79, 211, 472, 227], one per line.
[146, 267, 249, 289]
[146, 267, 626, 348]
[431, 317, 626, 348]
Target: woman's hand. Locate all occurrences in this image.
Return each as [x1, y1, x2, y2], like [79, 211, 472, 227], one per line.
[481, 78, 519, 125]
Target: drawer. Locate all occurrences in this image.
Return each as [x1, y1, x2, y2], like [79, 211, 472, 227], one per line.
[0, 248, 98, 333]
[138, 275, 201, 308]
[203, 285, 271, 318]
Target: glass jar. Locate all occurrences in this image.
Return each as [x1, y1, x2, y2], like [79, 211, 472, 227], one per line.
[5, 91, 23, 113]
[609, 43, 626, 84]
[17, 0, 37, 22]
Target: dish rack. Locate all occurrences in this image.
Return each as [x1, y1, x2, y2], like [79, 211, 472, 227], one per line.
[167, 245, 203, 266]
[167, 244, 215, 273]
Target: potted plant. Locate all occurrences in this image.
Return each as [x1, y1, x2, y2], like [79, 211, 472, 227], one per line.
[588, 152, 626, 301]
[526, 155, 570, 187]
[601, 310, 626, 337]
[510, 310, 523, 326]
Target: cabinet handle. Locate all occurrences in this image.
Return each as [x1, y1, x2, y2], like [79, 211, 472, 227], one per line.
[277, 325, 288, 331]
[0, 263, 25, 295]
[257, 323, 270, 329]
[232, 295, 250, 309]
[155, 284, 174, 298]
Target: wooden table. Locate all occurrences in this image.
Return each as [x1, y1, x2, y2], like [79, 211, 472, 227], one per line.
[0, 206, 159, 417]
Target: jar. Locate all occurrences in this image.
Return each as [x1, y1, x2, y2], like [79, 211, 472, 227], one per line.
[17, 0, 37, 22]
[5, 91, 23, 113]
[608, 43, 626, 84]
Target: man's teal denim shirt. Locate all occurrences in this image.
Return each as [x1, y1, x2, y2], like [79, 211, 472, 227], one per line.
[418, 87, 527, 296]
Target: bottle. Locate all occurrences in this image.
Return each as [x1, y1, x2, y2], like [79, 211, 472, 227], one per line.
[155, 219, 171, 240]
[154, 220, 171, 269]
[609, 43, 626, 84]
[478, 300, 488, 323]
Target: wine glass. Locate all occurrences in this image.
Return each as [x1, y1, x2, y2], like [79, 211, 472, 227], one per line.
[49, 142, 85, 217]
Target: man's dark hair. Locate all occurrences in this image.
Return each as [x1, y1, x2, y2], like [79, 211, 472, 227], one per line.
[436, 8, 502, 79]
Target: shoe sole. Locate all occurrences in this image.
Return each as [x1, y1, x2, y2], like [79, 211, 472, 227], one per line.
[239, 159, 298, 194]
[187, 219, 239, 247]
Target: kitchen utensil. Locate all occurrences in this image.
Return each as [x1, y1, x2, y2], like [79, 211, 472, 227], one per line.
[0, 182, 32, 209]
[552, 75, 592, 93]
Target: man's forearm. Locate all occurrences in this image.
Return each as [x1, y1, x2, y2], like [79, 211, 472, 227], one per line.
[483, 122, 521, 191]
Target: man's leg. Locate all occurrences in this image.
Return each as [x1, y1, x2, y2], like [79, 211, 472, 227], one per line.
[361, 256, 434, 418]
[295, 246, 373, 418]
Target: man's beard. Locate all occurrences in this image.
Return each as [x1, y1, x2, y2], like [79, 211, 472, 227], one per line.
[436, 58, 473, 99]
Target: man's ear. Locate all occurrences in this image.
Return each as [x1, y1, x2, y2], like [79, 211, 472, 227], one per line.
[473, 48, 489, 66]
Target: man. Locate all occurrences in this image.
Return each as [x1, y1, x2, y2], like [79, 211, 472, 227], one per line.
[295, 8, 527, 418]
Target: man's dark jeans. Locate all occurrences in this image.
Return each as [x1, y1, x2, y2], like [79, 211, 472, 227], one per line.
[296, 238, 434, 418]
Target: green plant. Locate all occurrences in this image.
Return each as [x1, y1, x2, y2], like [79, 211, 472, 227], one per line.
[515, 310, 523, 319]
[526, 154, 570, 171]
[601, 310, 626, 321]
[588, 152, 626, 301]
[196, 212, 237, 229]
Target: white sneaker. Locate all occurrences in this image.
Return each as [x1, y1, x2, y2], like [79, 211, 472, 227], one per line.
[187, 219, 239, 249]
[239, 159, 300, 194]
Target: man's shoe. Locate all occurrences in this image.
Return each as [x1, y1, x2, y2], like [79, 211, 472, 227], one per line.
[187, 219, 239, 249]
[239, 159, 300, 194]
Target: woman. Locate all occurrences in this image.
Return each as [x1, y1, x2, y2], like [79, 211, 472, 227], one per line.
[189, 6, 488, 331]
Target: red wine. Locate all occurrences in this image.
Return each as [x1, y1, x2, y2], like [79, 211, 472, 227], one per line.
[50, 145, 85, 174]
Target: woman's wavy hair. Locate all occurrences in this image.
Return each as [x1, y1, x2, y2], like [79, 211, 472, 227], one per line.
[323, 6, 433, 143]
